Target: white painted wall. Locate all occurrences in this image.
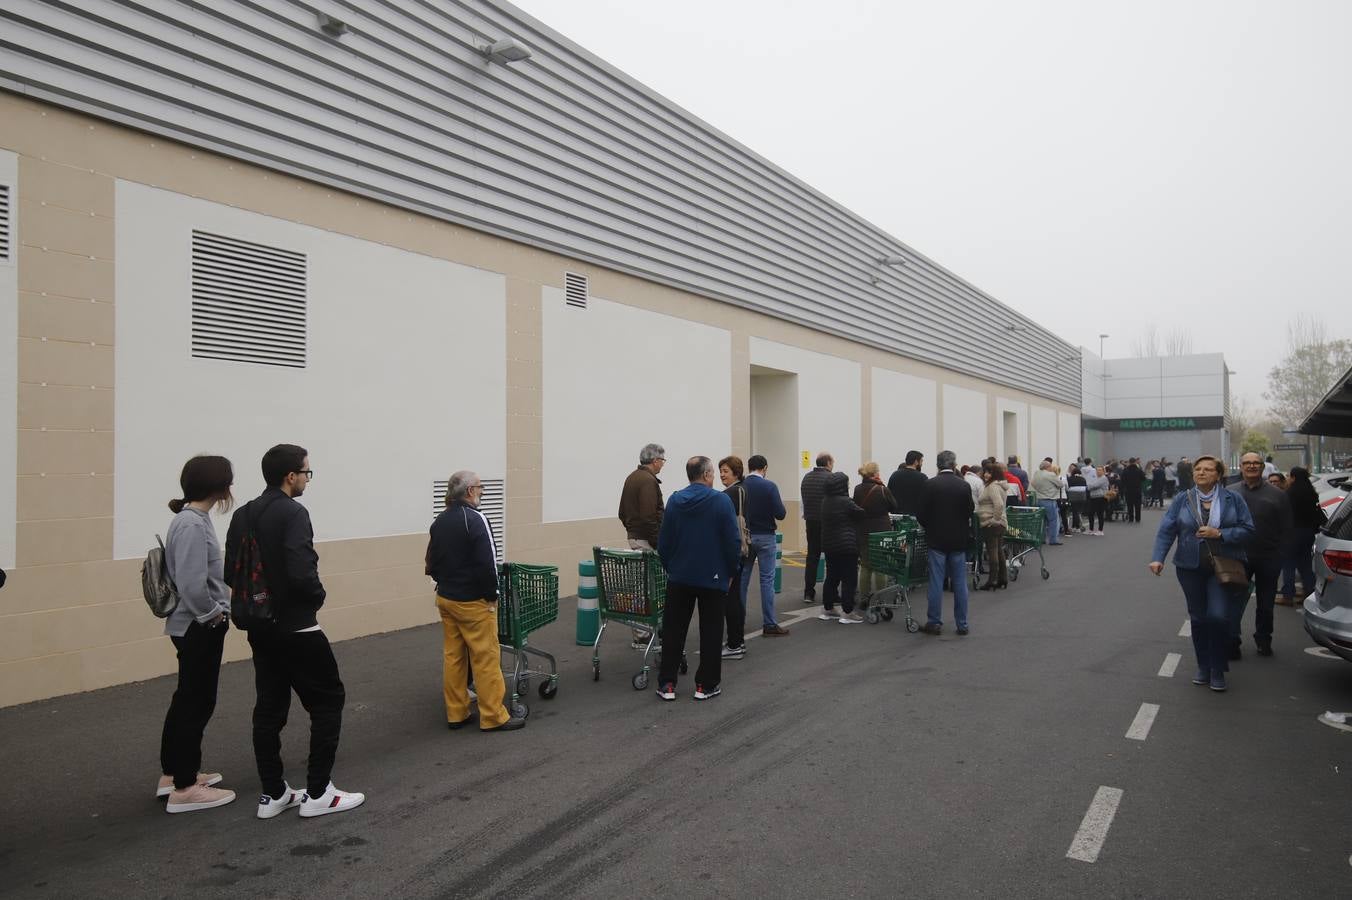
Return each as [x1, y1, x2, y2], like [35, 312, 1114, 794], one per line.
[749, 338, 861, 500]
[872, 368, 936, 473]
[0, 150, 16, 568]
[942, 384, 988, 468]
[113, 181, 506, 558]
[542, 291, 731, 523]
[1030, 405, 1058, 465]
[1059, 411, 1082, 466]
[995, 397, 1029, 465]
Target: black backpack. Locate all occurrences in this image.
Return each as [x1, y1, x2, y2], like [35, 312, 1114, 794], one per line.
[229, 496, 280, 630]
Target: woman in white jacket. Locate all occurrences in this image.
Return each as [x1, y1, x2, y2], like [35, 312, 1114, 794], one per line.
[1084, 465, 1110, 536]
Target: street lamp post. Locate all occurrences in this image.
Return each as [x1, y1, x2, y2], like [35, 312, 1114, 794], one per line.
[1098, 333, 1109, 358]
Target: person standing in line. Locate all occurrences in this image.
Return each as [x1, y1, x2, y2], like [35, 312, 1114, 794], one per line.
[1119, 457, 1145, 523]
[977, 462, 1009, 590]
[799, 453, 834, 605]
[1177, 457, 1194, 492]
[1149, 455, 1254, 692]
[618, 442, 666, 647]
[1267, 471, 1287, 489]
[1031, 460, 1063, 545]
[158, 455, 236, 814]
[225, 444, 365, 818]
[426, 470, 526, 732]
[740, 455, 789, 636]
[916, 451, 976, 636]
[1149, 460, 1166, 508]
[962, 465, 984, 505]
[1263, 456, 1278, 479]
[1065, 464, 1088, 533]
[1230, 452, 1292, 658]
[852, 461, 897, 607]
[888, 450, 928, 517]
[1084, 464, 1109, 535]
[655, 456, 741, 701]
[1007, 456, 1030, 495]
[1164, 459, 1178, 498]
[1278, 467, 1322, 606]
[815, 472, 869, 623]
[718, 456, 751, 659]
[1002, 460, 1026, 507]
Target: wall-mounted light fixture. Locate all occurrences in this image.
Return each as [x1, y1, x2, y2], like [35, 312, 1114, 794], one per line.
[1006, 324, 1029, 333]
[317, 12, 349, 37]
[479, 38, 533, 64]
[869, 254, 907, 285]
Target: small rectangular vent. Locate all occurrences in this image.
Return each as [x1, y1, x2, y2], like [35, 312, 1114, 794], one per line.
[0, 184, 10, 261]
[191, 230, 307, 368]
[564, 271, 588, 309]
[433, 478, 505, 563]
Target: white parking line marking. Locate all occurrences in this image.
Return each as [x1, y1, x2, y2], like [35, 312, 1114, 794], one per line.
[1179, 620, 1191, 638]
[1157, 653, 1181, 678]
[1125, 703, 1160, 741]
[1067, 786, 1124, 863]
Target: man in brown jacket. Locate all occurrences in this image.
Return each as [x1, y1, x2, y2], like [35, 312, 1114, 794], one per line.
[618, 442, 666, 646]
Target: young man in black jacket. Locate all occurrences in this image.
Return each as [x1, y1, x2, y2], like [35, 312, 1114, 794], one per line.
[916, 450, 976, 636]
[225, 444, 365, 819]
[799, 452, 834, 604]
[888, 450, 928, 517]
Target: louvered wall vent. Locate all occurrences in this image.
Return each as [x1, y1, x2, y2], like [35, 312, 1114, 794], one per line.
[191, 230, 307, 367]
[564, 271, 588, 309]
[433, 478, 505, 563]
[0, 184, 11, 262]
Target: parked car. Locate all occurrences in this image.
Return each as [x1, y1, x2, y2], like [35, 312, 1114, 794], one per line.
[1312, 470, 1351, 513]
[1303, 493, 1352, 661]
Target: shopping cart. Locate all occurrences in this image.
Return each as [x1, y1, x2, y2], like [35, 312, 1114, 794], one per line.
[497, 563, 560, 715]
[888, 513, 981, 591]
[1005, 506, 1050, 581]
[591, 546, 687, 690]
[864, 530, 920, 631]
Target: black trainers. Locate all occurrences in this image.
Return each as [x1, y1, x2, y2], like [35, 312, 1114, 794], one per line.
[920, 623, 942, 635]
[446, 714, 475, 730]
[483, 716, 526, 732]
[1256, 642, 1273, 657]
[956, 625, 970, 636]
[655, 682, 676, 701]
[693, 684, 721, 701]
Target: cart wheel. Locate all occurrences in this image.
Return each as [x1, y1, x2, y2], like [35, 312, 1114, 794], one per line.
[511, 701, 529, 719]
[679, 656, 689, 675]
[865, 608, 880, 624]
[1041, 568, 1050, 581]
[1010, 566, 1020, 582]
[515, 677, 530, 697]
[881, 607, 894, 621]
[906, 617, 920, 633]
[592, 662, 600, 682]
[539, 679, 558, 700]
[632, 671, 649, 691]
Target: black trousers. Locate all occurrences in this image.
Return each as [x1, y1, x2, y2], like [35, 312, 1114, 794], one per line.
[725, 558, 747, 650]
[160, 620, 227, 790]
[823, 552, 859, 613]
[1235, 557, 1281, 645]
[804, 519, 823, 596]
[1124, 491, 1142, 522]
[659, 581, 724, 688]
[248, 628, 346, 798]
[1087, 497, 1106, 531]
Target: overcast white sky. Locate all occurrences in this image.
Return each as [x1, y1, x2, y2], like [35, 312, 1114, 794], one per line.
[512, 0, 1351, 413]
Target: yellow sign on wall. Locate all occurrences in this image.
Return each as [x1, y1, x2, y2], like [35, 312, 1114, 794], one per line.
[801, 450, 811, 469]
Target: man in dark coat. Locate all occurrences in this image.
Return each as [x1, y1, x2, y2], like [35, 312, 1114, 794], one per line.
[916, 450, 976, 636]
[799, 452, 834, 604]
[1119, 458, 1146, 523]
[888, 450, 928, 517]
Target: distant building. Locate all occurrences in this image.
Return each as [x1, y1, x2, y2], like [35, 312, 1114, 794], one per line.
[1080, 352, 1231, 462]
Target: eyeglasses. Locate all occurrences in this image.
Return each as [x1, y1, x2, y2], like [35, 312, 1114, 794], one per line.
[1240, 462, 1263, 467]
[295, 469, 314, 478]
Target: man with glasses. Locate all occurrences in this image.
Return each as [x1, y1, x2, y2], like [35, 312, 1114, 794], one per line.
[1231, 451, 1292, 658]
[226, 444, 365, 819]
[619, 443, 666, 646]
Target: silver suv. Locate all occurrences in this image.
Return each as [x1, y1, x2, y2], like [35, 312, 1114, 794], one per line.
[1304, 494, 1352, 661]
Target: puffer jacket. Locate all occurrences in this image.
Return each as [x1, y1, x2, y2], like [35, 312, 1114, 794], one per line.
[1084, 468, 1110, 499]
[852, 476, 896, 555]
[977, 481, 1009, 528]
[820, 472, 866, 556]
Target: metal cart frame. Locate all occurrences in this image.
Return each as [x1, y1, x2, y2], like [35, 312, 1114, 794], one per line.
[864, 530, 920, 631]
[1004, 506, 1051, 581]
[497, 563, 561, 715]
[590, 546, 686, 690]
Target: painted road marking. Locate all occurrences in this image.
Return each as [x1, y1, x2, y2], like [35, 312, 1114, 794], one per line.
[1304, 646, 1339, 661]
[744, 607, 817, 642]
[1157, 653, 1181, 678]
[1067, 786, 1125, 864]
[1125, 703, 1160, 741]
[1179, 620, 1191, 638]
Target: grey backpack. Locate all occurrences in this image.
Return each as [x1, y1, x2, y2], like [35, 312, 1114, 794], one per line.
[142, 535, 180, 617]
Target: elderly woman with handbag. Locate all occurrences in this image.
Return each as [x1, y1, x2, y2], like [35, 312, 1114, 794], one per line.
[1149, 455, 1254, 692]
[977, 462, 1009, 590]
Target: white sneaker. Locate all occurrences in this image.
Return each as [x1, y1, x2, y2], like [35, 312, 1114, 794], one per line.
[156, 772, 222, 798]
[165, 783, 236, 814]
[839, 614, 863, 624]
[298, 782, 366, 818]
[817, 611, 840, 621]
[256, 783, 303, 819]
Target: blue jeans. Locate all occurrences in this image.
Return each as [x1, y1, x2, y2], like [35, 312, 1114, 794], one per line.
[926, 549, 969, 629]
[1038, 499, 1061, 544]
[1176, 566, 1234, 674]
[741, 533, 778, 629]
[1282, 527, 1316, 600]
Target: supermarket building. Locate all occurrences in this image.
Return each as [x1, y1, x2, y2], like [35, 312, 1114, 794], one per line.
[0, 1, 1081, 706]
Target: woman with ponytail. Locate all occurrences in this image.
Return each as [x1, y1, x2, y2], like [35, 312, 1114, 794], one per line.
[158, 455, 237, 813]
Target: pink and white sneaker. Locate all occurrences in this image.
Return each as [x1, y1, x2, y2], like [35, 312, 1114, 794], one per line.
[256, 782, 303, 819]
[156, 772, 222, 798]
[298, 782, 366, 818]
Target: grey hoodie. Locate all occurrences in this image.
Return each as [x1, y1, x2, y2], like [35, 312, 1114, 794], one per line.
[163, 507, 230, 637]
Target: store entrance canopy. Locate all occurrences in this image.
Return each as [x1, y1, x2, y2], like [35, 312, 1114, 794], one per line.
[1299, 363, 1352, 437]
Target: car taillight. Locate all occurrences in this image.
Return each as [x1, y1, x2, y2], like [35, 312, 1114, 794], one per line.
[1325, 549, 1352, 577]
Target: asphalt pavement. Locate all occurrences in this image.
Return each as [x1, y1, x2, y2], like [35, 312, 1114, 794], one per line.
[2, 511, 1350, 899]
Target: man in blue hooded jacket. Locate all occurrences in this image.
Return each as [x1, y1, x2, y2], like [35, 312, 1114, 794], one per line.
[655, 456, 742, 702]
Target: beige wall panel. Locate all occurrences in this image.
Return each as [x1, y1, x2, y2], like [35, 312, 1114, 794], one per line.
[321, 565, 432, 609]
[0, 655, 90, 707]
[17, 337, 113, 388]
[508, 467, 542, 498]
[18, 156, 116, 217]
[16, 246, 114, 301]
[17, 473, 113, 520]
[19, 200, 114, 259]
[0, 597, 156, 663]
[16, 517, 112, 566]
[508, 412, 543, 444]
[320, 594, 439, 643]
[19, 292, 115, 345]
[506, 385, 543, 416]
[507, 495, 542, 525]
[315, 534, 425, 576]
[0, 558, 138, 615]
[18, 427, 114, 475]
[18, 384, 113, 430]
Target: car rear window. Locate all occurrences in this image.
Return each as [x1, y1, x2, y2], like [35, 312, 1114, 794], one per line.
[1325, 496, 1352, 540]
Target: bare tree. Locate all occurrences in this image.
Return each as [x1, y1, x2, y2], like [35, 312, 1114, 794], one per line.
[1132, 325, 1161, 358]
[1264, 314, 1352, 427]
[1163, 329, 1193, 356]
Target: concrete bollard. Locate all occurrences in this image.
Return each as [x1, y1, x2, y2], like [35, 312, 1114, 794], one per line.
[576, 559, 599, 645]
[774, 531, 783, 593]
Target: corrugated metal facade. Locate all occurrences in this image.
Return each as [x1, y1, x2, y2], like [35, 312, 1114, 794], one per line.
[0, 0, 1079, 404]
